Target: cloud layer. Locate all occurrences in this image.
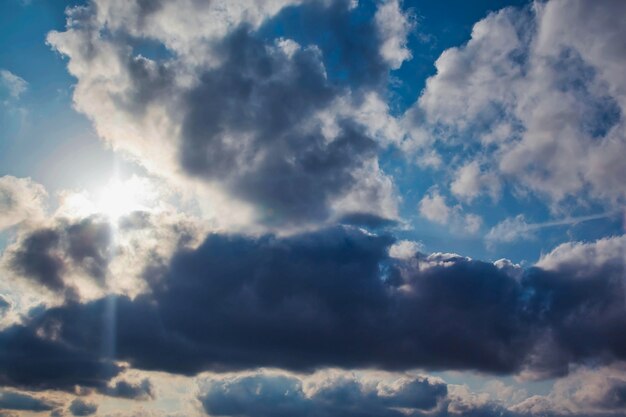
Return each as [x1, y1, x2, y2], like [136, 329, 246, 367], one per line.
[3, 222, 626, 391]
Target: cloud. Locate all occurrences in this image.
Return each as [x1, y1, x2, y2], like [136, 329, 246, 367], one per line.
[486, 214, 534, 244]
[0, 70, 27, 100]
[198, 367, 626, 417]
[0, 323, 122, 391]
[2, 208, 203, 305]
[388, 239, 423, 259]
[418, 190, 483, 234]
[418, 190, 451, 224]
[374, 0, 414, 69]
[450, 161, 501, 203]
[92, 0, 303, 58]
[69, 399, 98, 416]
[2, 227, 626, 389]
[200, 370, 446, 417]
[103, 378, 154, 400]
[409, 0, 626, 208]
[512, 363, 626, 416]
[0, 390, 55, 411]
[486, 211, 621, 244]
[0, 176, 47, 231]
[46, 0, 402, 231]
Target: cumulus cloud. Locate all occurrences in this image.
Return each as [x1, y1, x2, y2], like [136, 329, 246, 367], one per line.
[69, 398, 97, 416]
[2, 227, 626, 389]
[409, 0, 626, 209]
[4, 2, 626, 416]
[512, 364, 626, 416]
[418, 190, 451, 224]
[450, 161, 501, 203]
[388, 239, 423, 259]
[1, 204, 204, 308]
[0, 176, 47, 231]
[46, 0, 404, 231]
[375, 0, 414, 69]
[200, 370, 446, 417]
[418, 190, 483, 234]
[0, 390, 55, 411]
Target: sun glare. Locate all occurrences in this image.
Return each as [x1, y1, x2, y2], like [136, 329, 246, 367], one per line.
[96, 177, 151, 220]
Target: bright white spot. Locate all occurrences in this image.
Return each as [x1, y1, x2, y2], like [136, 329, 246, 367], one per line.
[96, 177, 155, 221]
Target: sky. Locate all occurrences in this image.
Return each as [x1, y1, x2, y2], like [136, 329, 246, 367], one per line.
[0, 0, 625, 416]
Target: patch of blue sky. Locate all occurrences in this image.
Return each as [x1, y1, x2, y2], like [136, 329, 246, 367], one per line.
[258, 0, 382, 87]
[0, 0, 140, 195]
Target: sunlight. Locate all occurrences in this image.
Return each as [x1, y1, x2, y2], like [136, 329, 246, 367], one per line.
[96, 177, 152, 221]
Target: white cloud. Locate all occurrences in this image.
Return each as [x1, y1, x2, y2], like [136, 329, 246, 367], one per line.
[512, 363, 626, 415]
[418, 190, 450, 224]
[450, 161, 500, 203]
[0, 176, 47, 231]
[375, 0, 414, 69]
[463, 213, 483, 234]
[486, 211, 621, 244]
[409, 0, 626, 208]
[388, 239, 423, 259]
[418, 190, 483, 235]
[0, 69, 27, 100]
[485, 214, 533, 244]
[536, 233, 626, 274]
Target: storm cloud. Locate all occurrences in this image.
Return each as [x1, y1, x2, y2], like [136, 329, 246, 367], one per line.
[2, 226, 626, 390]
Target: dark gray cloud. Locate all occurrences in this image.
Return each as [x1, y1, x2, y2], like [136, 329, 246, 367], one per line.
[102, 378, 154, 400]
[0, 324, 121, 391]
[9, 228, 66, 291]
[201, 373, 447, 417]
[7, 216, 112, 293]
[178, 26, 380, 226]
[69, 399, 97, 416]
[65, 217, 112, 282]
[2, 227, 626, 391]
[0, 390, 54, 411]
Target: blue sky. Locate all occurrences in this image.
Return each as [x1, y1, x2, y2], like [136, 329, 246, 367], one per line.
[1, 1, 626, 416]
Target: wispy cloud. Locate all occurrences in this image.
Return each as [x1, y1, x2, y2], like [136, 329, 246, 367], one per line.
[0, 69, 27, 100]
[486, 210, 623, 244]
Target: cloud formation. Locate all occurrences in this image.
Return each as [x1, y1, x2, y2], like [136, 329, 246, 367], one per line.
[45, 0, 410, 230]
[410, 0, 626, 207]
[0, 390, 54, 412]
[69, 398, 97, 416]
[2, 1, 626, 416]
[200, 371, 446, 417]
[2, 225, 626, 390]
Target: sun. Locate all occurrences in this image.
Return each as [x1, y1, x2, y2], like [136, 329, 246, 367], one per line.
[96, 177, 151, 220]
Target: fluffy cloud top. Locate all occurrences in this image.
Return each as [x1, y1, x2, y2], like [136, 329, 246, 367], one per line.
[410, 0, 626, 208]
[45, 0, 411, 231]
